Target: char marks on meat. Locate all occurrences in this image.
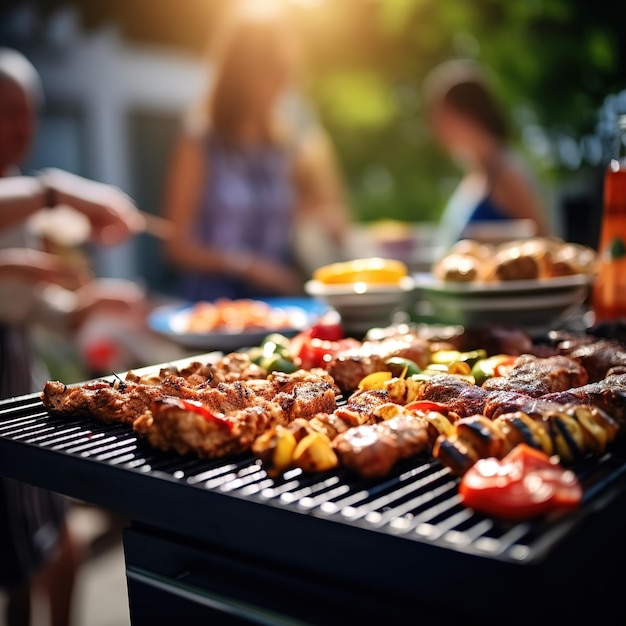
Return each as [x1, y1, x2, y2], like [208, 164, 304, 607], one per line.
[541, 373, 626, 425]
[41, 368, 338, 460]
[482, 355, 588, 396]
[41, 380, 156, 425]
[335, 388, 390, 427]
[413, 375, 487, 418]
[333, 414, 429, 479]
[133, 399, 274, 458]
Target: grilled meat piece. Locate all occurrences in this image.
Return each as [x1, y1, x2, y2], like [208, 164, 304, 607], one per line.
[252, 388, 389, 474]
[211, 352, 268, 383]
[42, 379, 157, 425]
[482, 355, 588, 396]
[333, 413, 429, 479]
[273, 381, 338, 422]
[42, 370, 336, 432]
[126, 361, 216, 387]
[482, 390, 534, 419]
[540, 373, 626, 426]
[412, 375, 487, 418]
[558, 338, 626, 382]
[326, 336, 431, 392]
[335, 388, 389, 426]
[133, 398, 275, 458]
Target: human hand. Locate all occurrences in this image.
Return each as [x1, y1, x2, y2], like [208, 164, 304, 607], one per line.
[41, 168, 145, 246]
[246, 257, 303, 295]
[71, 278, 146, 329]
[0, 248, 91, 290]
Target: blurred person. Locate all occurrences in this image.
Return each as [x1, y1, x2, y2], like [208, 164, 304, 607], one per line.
[424, 59, 549, 255]
[0, 47, 144, 626]
[163, 1, 350, 300]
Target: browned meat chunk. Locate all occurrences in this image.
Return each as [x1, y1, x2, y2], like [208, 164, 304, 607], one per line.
[273, 381, 338, 422]
[482, 355, 588, 397]
[483, 390, 535, 419]
[412, 375, 487, 418]
[541, 373, 626, 426]
[559, 339, 626, 382]
[42, 370, 336, 434]
[41, 380, 156, 425]
[327, 336, 431, 392]
[133, 398, 274, 458]
[333, 414, 429, 479]
[334, 388, 389, 427]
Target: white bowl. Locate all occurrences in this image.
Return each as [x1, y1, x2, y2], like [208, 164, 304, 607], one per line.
[412, 273, 591, 329]
[305, 277, 415, 334]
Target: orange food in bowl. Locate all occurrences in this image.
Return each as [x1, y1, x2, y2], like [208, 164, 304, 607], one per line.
[312, 258, 408, 285]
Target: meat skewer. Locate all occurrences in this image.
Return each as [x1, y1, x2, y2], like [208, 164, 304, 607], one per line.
[42, 369, 338, 460]
[252, 388, 392, 475]
[329, 373, 626, 479]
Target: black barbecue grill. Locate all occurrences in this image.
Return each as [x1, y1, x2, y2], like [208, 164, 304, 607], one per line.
[1, 375, 626, 625]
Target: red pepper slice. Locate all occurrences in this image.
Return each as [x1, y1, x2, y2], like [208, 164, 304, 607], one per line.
[308, 321, 344, 342]
[290, 332, 358, 370]
[405, 400, 451, 415]
[168, 397, 235, 432]
[493, 355, 518, 378]
[459, 443, 582, 520]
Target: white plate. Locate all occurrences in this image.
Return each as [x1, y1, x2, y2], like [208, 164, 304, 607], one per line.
[413, 273, 591, 327]
[413, 272, 592, 295]
[148, 298, 329, 350]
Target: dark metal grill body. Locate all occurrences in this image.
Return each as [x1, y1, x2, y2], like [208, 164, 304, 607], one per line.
[1, 390, 626, 625]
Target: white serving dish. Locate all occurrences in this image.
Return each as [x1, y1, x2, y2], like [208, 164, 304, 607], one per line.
[305, 277, 415, 334]
[412, 273, 592, 328]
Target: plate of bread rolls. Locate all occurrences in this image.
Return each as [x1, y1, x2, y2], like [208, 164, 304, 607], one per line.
[414, 237, 595, 327]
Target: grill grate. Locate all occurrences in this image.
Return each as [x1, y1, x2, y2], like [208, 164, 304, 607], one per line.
[1, 391, 626, 565]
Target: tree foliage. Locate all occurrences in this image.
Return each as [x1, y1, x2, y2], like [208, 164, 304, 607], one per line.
[5, 0, 623, 222]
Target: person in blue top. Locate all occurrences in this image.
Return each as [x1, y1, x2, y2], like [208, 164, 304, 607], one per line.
[424, 60, 549, 255]
[163, 2, 350, 302]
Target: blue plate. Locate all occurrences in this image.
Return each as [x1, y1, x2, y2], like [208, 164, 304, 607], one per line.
[148, 297, 330, 350]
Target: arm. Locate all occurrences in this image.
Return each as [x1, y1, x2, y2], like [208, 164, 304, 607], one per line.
[162, 133, 226, 274]
[490, 164, 550, 236]
[163, 134, 302, 295]
[292, 128, 351, 246]
[0, 170, 143, 244]
[0, 249, 143, 331]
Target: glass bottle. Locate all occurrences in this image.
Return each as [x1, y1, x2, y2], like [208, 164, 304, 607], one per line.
[592, 114, 626, 322]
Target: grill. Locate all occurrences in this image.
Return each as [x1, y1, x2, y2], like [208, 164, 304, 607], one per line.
[2, 380, 626, 625]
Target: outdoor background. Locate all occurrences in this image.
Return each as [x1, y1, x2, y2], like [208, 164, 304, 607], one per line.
[1, 0, 624, 293]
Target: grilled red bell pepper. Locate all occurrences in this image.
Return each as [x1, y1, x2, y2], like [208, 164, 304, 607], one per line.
[405, 400, 451, 414]
[290, 328, 357, 370]
[173, 398, 235, 432]
[492, 355, 518, 378]
[459, 444, 582, 520]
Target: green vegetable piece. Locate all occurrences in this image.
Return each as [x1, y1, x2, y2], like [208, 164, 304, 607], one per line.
[260, 354, 298, 374]
[385, 357, 422, 378]
[470, 359, 495, 386]
[431, 350, 461, 365]
[262, 333, 292, 350]
[459, 349, 488, 366]
[248, 347, 264, 365]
